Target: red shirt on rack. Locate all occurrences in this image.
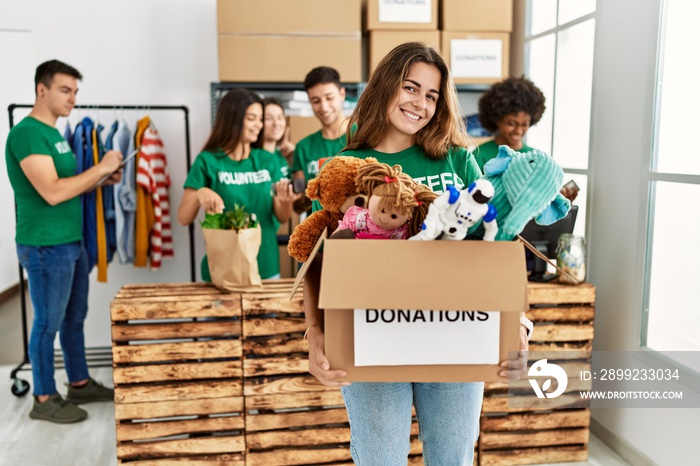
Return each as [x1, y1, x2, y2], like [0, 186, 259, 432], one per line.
[136, 126, 173, 270]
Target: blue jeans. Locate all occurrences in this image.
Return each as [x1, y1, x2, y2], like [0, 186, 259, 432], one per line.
[16, 242, 90, 396]
[341, 382, 484, 466]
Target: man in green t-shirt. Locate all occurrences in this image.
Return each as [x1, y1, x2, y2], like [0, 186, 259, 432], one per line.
[5, 60, 122, 424]
[291, 67, 349, 213]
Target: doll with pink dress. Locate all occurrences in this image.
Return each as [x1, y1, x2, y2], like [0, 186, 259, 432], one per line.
[334, 161, 436, 240]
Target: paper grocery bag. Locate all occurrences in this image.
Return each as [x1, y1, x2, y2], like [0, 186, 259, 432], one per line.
[202, 225, 263, 292]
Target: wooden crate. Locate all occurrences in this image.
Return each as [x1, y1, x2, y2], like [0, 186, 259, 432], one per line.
[112, 283, 246, 465]
[240, 280, 427, 466]
[479, 282, 596, 466]
[111, 281, 586, 465]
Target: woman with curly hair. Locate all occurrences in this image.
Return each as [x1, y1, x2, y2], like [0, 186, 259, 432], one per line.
[475, 76, 578, 201]
[474, 76, 546, 172]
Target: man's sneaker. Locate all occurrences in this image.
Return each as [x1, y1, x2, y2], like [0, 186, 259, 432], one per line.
[29, 393, 87, 423]
[66, 378, 114, 404]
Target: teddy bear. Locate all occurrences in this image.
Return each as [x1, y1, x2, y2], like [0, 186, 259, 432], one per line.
[287, 156, 377, 263]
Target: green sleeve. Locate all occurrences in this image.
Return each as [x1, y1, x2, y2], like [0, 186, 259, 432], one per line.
[448, 146, 482, 188]
[183, 153, 211, 190]
[473, 146, 487, 173]
[465, 149, 483, 184]
[8, 125, 53, 161]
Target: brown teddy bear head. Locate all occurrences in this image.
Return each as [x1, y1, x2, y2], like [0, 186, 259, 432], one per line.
[306, 155, 377, 212]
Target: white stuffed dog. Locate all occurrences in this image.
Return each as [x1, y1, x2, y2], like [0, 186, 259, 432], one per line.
[409, 179, 498, 241]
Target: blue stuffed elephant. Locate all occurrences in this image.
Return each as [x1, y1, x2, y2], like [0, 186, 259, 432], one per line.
[481, 145, 571, 241]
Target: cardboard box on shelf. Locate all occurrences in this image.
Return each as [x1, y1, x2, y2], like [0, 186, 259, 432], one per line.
[366, 0, 438, 31]
[218, 35, 362, 83]
[441, 0, 513, 32]
[441, 31, 510, 85]
[217, 0, 360, 35]
[278, 213, 302, 279]
[368, 30, 441, 77]
[291, 231, 525, 382]
[288, 116, 323, 144]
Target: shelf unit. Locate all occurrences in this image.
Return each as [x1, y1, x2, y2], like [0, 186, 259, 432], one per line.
[209, 82, 489, 124]
[209, 82, 366, 124]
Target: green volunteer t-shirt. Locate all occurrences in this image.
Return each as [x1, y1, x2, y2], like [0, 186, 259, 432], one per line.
[291, 130, 345, 181]
[340, 144, 482, 195]
[184, 148, 284, 280]
[5, 116, 82, 246]
[261, 148, 291, 179]
[474, 140, 534, 173]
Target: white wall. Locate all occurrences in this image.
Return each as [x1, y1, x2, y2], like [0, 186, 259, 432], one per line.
[588, 0, 700, 464]
[0, 30, 35, 292]
[0, 0, 218, 347]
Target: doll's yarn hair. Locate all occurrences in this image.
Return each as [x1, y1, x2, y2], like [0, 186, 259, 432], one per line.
[356, 162, 420, 217]
[408, 185, 438, 236]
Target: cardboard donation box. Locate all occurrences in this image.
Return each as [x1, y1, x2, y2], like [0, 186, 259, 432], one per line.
[366, 0, 438, 31]
[368, 30, 441, 77]
[288, 116, 323, 144]
[441, 31, 510, 85]
[441, 0, 513, 32]
[217, 0, 362, 82]
[295, 232, 526, 382]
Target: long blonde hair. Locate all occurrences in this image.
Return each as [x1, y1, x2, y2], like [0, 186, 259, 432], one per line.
[345, 42, 468, 160]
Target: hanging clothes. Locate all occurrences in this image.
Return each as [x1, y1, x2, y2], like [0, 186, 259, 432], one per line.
[92, 125, 108, 282]
[80, 117, 98, 271]
[136, 125, 173, 270]
[101, 121, 118, 264]
[133, 116, 154, 267]
[111, 120, 136, 264]
[71, 122, 85, 177]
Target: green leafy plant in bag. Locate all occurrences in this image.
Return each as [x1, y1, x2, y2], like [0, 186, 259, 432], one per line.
[201, 204, 258, 232]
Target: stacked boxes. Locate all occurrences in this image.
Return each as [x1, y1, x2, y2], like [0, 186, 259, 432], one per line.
[217, 0, 362, 82]
[364, 0, 512, 84]
[440, 0, 512, 85]
[366, 0, 439, 31]
[365, 0, 440, 78]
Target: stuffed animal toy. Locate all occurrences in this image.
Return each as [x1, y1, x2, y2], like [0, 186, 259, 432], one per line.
[483, 145, 571, 241]
[287, 156, 376, 262]
[409, 179, 498, 241]
[334, 162, 438, 240]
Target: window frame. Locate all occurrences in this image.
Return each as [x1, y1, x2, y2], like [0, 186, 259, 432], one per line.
[641, 0, 700, 367]
[523, 1, 596, 242]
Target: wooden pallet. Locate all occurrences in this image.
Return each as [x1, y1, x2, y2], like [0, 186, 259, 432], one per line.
[479, 282, 595, 466]
[112, 280, 592, 466]
[112, 283, 246, 465]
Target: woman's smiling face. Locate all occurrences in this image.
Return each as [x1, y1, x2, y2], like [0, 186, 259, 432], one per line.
[241, 102, 263, 144]
[386, 62, 441, 140]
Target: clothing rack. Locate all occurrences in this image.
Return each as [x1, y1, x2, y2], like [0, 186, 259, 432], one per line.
[7, 103, 194, 397]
